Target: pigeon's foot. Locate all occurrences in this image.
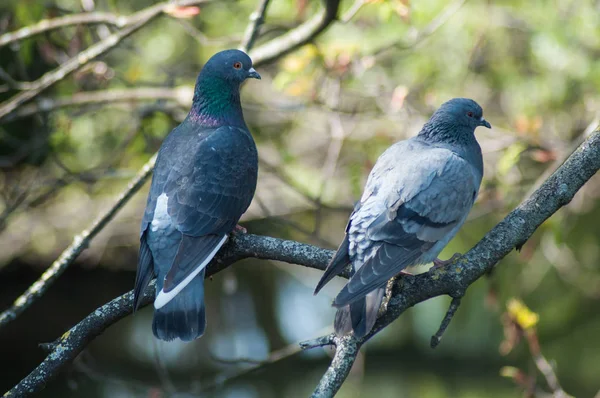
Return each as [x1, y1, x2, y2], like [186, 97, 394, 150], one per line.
[233, 224, 247, 235]
[432, 253, 462, 270]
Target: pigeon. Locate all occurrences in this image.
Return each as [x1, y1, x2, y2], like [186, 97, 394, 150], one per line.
[133, 49, 261, 341]
[314, 98, 491, 338]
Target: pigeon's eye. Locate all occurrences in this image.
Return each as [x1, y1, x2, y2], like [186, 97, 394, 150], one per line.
[467, 111, 474, 118]
[233, 62, 242, 70]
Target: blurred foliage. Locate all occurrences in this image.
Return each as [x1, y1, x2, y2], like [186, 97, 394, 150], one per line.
[1, 0, 600, 397]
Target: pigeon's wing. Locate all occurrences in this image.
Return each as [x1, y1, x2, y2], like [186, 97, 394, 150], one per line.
[313, 202, 361, 295]
[333, 142, 481, 307]
[133, 235, 154, 311]
[134, 173, 169, 310]
[164, 125, 258, 237]
[150, 125, 258, 308]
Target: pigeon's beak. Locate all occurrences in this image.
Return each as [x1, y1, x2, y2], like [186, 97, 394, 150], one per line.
[247, 67, 261, 80]
[479, 117, 491, 129]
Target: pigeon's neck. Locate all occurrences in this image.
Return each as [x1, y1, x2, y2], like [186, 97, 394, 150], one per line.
[418, 122, 483, 174]
[418, 121, 476, 147]
[188, 77, 246, 128]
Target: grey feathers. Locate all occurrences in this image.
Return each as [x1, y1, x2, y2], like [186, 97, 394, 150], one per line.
[315, 98, 490, 338]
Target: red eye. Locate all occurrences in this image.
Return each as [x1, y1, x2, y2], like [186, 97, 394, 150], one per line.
[467, 111, 474, 117]
[233, 62, 242, 70]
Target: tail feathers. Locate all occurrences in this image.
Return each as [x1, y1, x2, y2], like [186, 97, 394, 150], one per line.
[334, 287, 385, 338]
[152, 268, 206, 342]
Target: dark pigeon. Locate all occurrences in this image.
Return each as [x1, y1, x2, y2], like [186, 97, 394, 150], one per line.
[133, 49, 261, 341]
[314, 98, 491, 338]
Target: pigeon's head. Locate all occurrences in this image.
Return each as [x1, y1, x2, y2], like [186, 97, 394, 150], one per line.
[199, 49, 261, 86]
[434, 98, 491, 131]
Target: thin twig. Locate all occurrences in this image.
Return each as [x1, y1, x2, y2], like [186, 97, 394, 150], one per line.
[525, 331, 569, 397]
[5, 87, 191, 121]
[340, 0, 365, 23]
[0, 67, 38, 90]
[0, 154, 157, 329]
[430, 297, 462, 348]
[0, 12, 128, 48]
[239, 0, 271, 53]
[201, 326, 332, 393]
[300, 334, 335, 350]
[250, 0, 341, 67]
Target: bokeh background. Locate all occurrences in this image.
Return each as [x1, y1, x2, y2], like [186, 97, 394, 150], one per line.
[1, 0, 599, 397]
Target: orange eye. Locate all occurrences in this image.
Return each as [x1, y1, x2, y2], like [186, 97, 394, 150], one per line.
[467, 111, 474, 117]
[233, 62, 242, 70]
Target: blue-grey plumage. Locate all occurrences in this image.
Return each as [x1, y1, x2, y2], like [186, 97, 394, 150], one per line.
[314, 98, 491, 338]
[133, 50, 260, 341]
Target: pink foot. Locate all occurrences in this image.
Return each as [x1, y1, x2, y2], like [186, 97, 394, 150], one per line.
[233, 224, 247, 234]
[432, 253, 462, 269]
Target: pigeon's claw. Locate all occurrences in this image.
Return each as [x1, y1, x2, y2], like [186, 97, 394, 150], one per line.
[432, 252, 462, 270]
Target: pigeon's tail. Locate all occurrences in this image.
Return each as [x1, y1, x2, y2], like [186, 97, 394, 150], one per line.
[152, 268, 206, 342]
[334, 287, 385, 338]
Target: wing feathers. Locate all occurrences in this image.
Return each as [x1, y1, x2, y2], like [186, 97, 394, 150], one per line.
[133, 233, 154, 311]
[313, 234, 351, 295]
[154, 234, 227, 309]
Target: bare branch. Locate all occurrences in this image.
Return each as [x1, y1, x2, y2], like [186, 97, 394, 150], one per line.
[5, 87, 191, 121]
[525, 329, 569, 397]
[309, 129, 600, 397]
[340, 0, 366, 24]
[250, 0, 341, 67]
[311, 335, 360, 398]
[0, 12, 128, 48]
[4, 233, 335, 397]
[239, 0, 272, 53]
[0, 0, 211, 122]
[0, 154, 157, 329]
[201, 327, 331, 393]
[300, 334, 336, 350]
[5, 130, 599, 396]
[430, 297, 462, 348]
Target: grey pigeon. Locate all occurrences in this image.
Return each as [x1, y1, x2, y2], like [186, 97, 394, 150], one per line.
[133, 49, 261, 341]
[314, 98, 491, 338]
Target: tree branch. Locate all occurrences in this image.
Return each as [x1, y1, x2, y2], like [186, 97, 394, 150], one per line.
[4, 233, 335, 397]
[5, 130, 599, 396]
[0, 0, 211, 122]
[250, 0, 341, 67]
[239, 0, 272, 53]
[309, 129, 600, 397]
[430, 296, 462, 348]
[4, 87, 191, 121]
[0, 12, 128, 48]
